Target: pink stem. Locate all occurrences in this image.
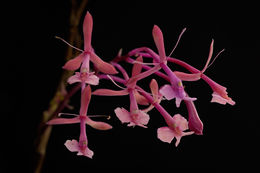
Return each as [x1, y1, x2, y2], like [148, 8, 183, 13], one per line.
[111, 62, 129, 80]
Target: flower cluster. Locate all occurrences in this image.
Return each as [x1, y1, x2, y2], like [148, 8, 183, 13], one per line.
[47, 11, 235, 158]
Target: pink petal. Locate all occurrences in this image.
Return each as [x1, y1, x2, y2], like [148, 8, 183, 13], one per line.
[184, 99, 203, 135]
[85, 74, 99, 85]
[134, 90, 149, 105]
[127, 64, 161, 88]
[135, 111, 150, 126]
[114, 107, 131, 124]
[47, 117, 80, 125]
[150, 79, 159, 100]
[80, 85, 91, 116]
[85, 117, 112, 130]
[90, 53, 118, 74]
[211, 92, 235, 105]
[157, 126, 175, 143]
[67, 73, 81, 84]
[64, 139, 80, 152]
[63, 53, 84, 71]
[92, 89, 129, 96]
[131, 56, 143, 77]
[159, 84, 176, 100]
[83, 11, 93, 51]
[172, 114, 189, 131]
[174, 71, 201, 81]
[201, 39, 214, 73]
[152, 25, 166, 62]
[79, 147, 94, 158]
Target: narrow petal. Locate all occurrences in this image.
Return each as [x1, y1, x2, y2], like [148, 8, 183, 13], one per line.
[92, 89, 129, 96]
[150, 79, 159, 100]
[85, 74, 99, 85]
[174, 71, 201, 81]
[159, 84, 176, 100]
[64, 139, 79, 152]
[127, 64, 161, 88]
[152, 25, 166, 62]
[63, 53, 84, 71]
[90, 53, 118, 74]
[67, 73, 81, 84]
[80, 85, 91, 116]
[134, 90, 149, 105]
[201, 39, 214, 73]
[131, 56, 143, 77]
[114, 107, 131, 123]
[83, 11, 93, 51]
[85, 117, 112, 130]
[47, 117, 80, 125]
[157, 126, 175, 143]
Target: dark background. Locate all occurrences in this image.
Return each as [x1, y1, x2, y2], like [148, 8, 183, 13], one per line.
[12, 0, 258, 172]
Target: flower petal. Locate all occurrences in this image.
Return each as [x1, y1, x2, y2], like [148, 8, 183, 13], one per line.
[67, 73, 81, 84]
[150, 79, 159, 100]
[159, 84, 176, 100]
[85, 117, 112, 130]
[92, 89, 129, 96]
[80, 85, 91, 116]
[136, 111, 150, 126]
[64, 139, 79, 152]
[114, 107, 131, 124]
[157, 126, 175, 143]
[152, 25, 166, 62]
[80, 147, 94, 158]
[63, 53, 84, 71]
[134, 90, 149, 105]
[131, 56, 143, 77]
[83, 11, 93, 51]
[90, 53, 118, 74]
[46, 117, 80, 125]
[211, 92, 235, 105]
[85, 74, 99, 85]
[174, 71, 201, 81]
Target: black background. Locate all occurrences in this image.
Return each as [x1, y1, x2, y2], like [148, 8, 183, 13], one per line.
[11, 0, 258, 172]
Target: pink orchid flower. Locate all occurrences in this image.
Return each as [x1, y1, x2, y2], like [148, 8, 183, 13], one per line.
[167, 40, 235, 105]
[151, 25, 196, 107]
[157, 114, 194, 146]
[93, 56, 150, 128]
[47, 86, 112, 158]
[62, 11, 117, 75]
[67, 52, 99, 86]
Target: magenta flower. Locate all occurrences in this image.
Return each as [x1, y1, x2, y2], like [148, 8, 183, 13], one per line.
[47, 86, 112, 158]
[157, 114, 194, 146]
[62, 11, 118, 75]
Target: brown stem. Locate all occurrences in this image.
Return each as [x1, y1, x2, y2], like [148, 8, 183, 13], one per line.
[33, 1, 88, 173]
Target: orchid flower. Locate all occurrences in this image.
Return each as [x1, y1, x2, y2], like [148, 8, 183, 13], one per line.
[157, 114, 194, 146]
[151, 25, 196, 107]
[47, 86, 112, 158]
[62, 11, 117, 75]
[93, 56, 150, 128]
[136, 85, 194, 146]
[166, 40, 235, 105]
